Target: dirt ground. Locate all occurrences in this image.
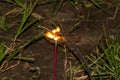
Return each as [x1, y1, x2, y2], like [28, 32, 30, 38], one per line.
[0, 1, 120, 80]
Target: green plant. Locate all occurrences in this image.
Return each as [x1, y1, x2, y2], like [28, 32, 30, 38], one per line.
[69, 62, 73, 80]
[0, 0, 46, 72]
[0, 41, 7, 63]
[88, 35, 120, 80]
[0, 16, 8, 32]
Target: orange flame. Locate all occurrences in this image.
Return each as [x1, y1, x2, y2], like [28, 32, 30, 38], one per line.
[52, 27, 60, 33]
[44, 27, 62, 41]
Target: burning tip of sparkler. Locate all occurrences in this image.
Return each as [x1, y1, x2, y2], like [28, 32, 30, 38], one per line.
[44, 27, 66, 42]
[52, 27, 60, 34]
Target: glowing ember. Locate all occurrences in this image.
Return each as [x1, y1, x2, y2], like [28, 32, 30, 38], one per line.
[44, 27, 62, 41]
[52, 27, 60, 33]
[45, 32, 54, 39]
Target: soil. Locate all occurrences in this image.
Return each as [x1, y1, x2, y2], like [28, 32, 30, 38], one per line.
[0, 1, 120, 80]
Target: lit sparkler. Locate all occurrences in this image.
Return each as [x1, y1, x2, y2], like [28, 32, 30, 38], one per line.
[44, 27, 65, 80]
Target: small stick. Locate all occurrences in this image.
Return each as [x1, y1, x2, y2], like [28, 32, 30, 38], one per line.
[54, 40, 57, 80]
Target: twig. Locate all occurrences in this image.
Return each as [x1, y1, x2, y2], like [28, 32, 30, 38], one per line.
[107, 7, 119, 20]
[4, 8, 43, 20]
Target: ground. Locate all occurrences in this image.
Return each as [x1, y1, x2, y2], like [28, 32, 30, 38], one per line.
[0, 0, 120, 80]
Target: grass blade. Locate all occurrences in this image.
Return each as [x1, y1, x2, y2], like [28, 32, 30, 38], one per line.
[67, 0, 78, 10]
[1, 0, 17, 5]
[15, 0, 25, 8]
[0, 16, 8, 32]
[69, 62, 73, 80]
[89, 0, 111, 16]
[15, 0, 38, 39]
[7, 32, 44, 61]
[19, 18, 39, 35]
[0, 43, 7, 63]
[14, 56, 34, 62]
[52, 0, 64, 16]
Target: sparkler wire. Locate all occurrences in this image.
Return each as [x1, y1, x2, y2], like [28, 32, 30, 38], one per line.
[54, 40, 57, 80]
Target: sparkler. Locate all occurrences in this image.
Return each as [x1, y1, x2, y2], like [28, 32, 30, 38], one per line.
[44, 27, 65, 80]
[44, 26, 92, 80]
[54, 39, 57, 80]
